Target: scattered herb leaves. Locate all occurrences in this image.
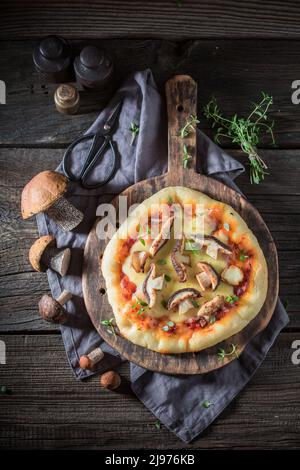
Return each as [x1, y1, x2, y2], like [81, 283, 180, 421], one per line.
[162, 325, 169, 332]
[191, 299, 199, 308]
[157, 259, 167, 265]
[164, 274, 171, 282]
[131, 299, 148, 315]
[226, 295, 239, 305]
[0, 385, 12, 395]
[161, 299, 167, 309]
[154, 420, 161, 429]
[130, 122, 139, 145]
[209, 315, 216, 324]
[204, 92, 275, 184]
[167, 196, 173, 205]
[223, 222, 230, 231]
[283, 299, 289, 309]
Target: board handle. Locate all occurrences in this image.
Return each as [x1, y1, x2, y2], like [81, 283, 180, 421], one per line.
[165, 75, 198, 184]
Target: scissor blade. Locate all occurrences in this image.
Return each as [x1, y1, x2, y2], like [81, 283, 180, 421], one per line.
[103, 101, 123, 134]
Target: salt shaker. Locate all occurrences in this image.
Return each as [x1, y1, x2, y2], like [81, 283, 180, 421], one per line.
[33, 35, 73, 83]
[74, 45, 114, 90]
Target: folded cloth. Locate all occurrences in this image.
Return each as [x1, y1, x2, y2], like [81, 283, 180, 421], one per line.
[36, 69, 289, 443]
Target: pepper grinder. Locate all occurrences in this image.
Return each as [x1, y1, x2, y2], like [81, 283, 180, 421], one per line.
[33, 35, 73, 83]
[74, 45, 114, 91]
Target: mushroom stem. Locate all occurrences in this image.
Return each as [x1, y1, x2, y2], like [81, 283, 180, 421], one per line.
[56, 289, 73, 305]
[79, 347, 104, 370]
[46, 196, 83, 231]
[41, 246, 71, 276]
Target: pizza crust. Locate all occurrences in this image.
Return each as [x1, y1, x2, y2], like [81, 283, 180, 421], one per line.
[101, 187, 268, 354]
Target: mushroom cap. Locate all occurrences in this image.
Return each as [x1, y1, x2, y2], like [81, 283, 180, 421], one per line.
[100, 371, 121, 390]
[29, 235, 56, 272]
[38, 293, 67, 324]
[21, 171, 68, 219]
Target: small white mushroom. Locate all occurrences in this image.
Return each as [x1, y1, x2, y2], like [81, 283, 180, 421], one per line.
[131, 251, 149, 273]
[149, 215, 174, 257]
[167, 288, 201, 312]
[221, 265, 244, 286]
[171, 237, 190, 283]
[196, 262, 220, 291]
[142, 263, 164, 308]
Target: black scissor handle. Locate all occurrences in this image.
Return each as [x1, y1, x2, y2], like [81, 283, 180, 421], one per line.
[62, 133, 117, 189]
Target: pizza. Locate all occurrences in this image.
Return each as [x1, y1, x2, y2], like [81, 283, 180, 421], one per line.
[101, 186, 268, 354]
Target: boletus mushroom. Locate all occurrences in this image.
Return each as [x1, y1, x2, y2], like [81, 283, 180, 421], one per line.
[171, 237, 190, 282]
[21, 171, 84, 231]
[100, 370, 121, 391]
[38, 289, 73, 324]
[167, 288, 201, 315]
[142, 263, 164, 308]
[196, 262, 220, 291]
[131, 251, 149, 273]
[197, 295, 225, 325]
[29, 235, 71, 276]
[79, 346, 104, 370]
[149, 215, 174, 257]
[221, 265, 244, 286]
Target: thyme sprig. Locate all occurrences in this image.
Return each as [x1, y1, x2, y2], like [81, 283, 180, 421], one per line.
[101, 318, 116, 337]
[217, 343, 239, 360]
[183, 144, 192, 168]
[180, 114, 200, 138]
[131, 299, 148, 315]
[130, 122, 139, 146]
[204, 92, 275, 184]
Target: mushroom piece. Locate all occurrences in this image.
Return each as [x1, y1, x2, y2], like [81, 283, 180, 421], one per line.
[186, 235, 232, 260]
[142, 263, 165, 308]
[38, 289, 73, 324]
[21, 171, 84, 231]
[221, 265, 244, 286]
[197, 295, 225, 321]
[100, 371, 121, 391]
[131, 250, 149, 273]
[79, 347, 104, 370]
[167, 288, 201, 313]
[196, 262, 220, 291]
[149, 215, 174, 257]
[171, 237, 190, 283]
[29, 235, 71, 276]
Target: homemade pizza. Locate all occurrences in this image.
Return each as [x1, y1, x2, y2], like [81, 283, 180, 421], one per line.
[101, 186, 268, 354]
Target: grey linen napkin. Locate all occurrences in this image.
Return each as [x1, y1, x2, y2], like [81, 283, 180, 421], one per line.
[36, 69, 289, 443]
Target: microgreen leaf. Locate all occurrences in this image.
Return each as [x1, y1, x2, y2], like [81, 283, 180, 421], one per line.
[226, 295, 239, 305]
[204, 93, 275, 184]
[191, 299, 199, 308]
[182, 144, 191, 168]
[209, 315, 216, 324]
[101, 318, 116, 337]
[154, 420, 161, 429]
[157, 259, 167, 265]
[164, 274, 171, 282]
[201, 400, 214, 408]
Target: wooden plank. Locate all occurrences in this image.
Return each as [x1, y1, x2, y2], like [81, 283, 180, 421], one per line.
[2, 1, 300, 39]
[0, 333, 299, 449]
[0, 148, 299, 331]
[1, 39, 300, 146]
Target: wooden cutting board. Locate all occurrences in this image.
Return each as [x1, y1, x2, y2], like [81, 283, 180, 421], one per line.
[82, 75, 278, 374]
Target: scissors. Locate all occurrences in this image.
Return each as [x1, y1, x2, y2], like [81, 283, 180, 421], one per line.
[62, 101, 122, 189]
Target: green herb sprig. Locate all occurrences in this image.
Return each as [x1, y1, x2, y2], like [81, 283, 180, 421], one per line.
[201, 400, 214, 409]
[217, 343, 239, 360]
[204, 93, 275, 184]
[130, 122, 139, 146]
[180, 115, 200, 138]
[101, 318, 116, 337]
[226, 295, 239, 305]
[182, 144, 192, 168]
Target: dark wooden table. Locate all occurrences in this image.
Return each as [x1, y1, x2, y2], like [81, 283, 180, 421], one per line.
[0, 1, 300, 450]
